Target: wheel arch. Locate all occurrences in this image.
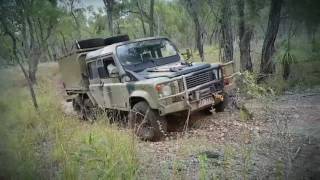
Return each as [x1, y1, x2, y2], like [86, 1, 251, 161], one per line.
[74, 92, 97, 106]
[129, 90, 158, 109]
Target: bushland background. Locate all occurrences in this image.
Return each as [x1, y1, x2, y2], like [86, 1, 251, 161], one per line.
[0, 0, 320, 179]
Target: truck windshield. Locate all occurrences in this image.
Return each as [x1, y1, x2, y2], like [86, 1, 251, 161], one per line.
[116, 39, 180, 71]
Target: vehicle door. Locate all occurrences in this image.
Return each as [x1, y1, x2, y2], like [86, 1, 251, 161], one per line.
[87, 59, 105, 107]
[99, 55, 130, 110]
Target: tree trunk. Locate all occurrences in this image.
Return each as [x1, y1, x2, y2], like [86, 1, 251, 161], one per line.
[136, 0, 147, 36]
[28, 50, 40, 85]
[104, 0, 114, 36]
[283, 60, 290, 80]
[260, 0, 283, 75]
[221, 0, 233, 62]
[4, 25, 39, 110]
[26, 17, 39, 84]
[185, 0, 204, 61]
[69, 0, 81, 38]
[19, 60, 39, 110]
[194, 16, 204, 61]
[237, 0, 253, 72]
[149, 0, 155, 36]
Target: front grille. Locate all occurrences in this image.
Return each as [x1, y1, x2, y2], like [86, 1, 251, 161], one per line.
[185, 71, 213, 89]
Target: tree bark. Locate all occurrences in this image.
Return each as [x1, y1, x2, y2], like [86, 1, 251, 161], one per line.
[149, 0, 155, 36]
[221, 0, 233, 62]
[28, 47, 41, 84]
[103, 0, 114, 36]
[260, 0, 283, 75]
[26, 16, 40, 84]
[19, 60, 39, 110]
[194, 15, 204, 61]
[185, 0, 204, 61]
[237, 0, 253, 72]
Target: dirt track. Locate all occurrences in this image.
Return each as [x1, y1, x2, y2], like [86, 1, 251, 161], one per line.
[135, 89, 320, 179]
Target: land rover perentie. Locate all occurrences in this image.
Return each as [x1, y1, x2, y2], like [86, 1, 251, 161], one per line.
[58, 35, 235, 141]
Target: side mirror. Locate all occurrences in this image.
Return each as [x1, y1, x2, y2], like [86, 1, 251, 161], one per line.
[107, 64, 119, 78]
[97, 67, 108, 78]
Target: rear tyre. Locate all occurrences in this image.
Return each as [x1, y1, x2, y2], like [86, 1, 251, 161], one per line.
[72, 96, 96, 122]
[128, 101, 167, 141]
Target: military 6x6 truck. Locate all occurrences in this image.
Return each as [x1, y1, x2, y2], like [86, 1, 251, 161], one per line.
[58, 35, 235, 141]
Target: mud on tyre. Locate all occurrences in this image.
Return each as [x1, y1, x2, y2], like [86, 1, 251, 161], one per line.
[128, 101, 167, 141]
[72, 96, 97, 122]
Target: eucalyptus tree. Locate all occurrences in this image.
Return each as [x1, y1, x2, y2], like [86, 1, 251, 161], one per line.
[124, 0, 156, 37]
[237, 0, 253, 71]
[0, 0, 60, 109]
[182, 0, 205, 61]
[237, 0, 264, 72]
[103, 0, 126, 35]
[260, 0, 283, 76]
[220, 0, 233, 62]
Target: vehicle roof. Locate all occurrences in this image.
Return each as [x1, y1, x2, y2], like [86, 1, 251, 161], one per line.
[86, 36, 168, 60]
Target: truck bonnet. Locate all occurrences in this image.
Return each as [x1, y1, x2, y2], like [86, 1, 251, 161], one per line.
[133, 62, 212, 79]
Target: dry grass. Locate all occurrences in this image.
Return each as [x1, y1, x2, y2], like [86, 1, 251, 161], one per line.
[0, 64, 138, 179]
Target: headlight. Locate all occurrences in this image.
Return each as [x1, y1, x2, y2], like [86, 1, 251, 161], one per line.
[156, 81, 179, 97]
[161, 85, 172, 96]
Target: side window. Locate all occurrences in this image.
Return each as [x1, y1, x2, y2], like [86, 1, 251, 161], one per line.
[103, 57, 116, 76]
[88, 61, 99, 79]
[88, 57, 117, 80]
[96, 59, 108, 78]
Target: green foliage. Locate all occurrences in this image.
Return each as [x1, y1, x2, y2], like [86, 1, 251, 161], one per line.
[280, 49, 296, 67]
[236, 71, 275, 98]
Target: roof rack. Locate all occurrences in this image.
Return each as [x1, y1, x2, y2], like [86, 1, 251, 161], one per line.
[75, 35, 130, 50]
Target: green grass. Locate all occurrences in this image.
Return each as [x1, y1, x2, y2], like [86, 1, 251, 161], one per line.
[0, 65, 138, 179]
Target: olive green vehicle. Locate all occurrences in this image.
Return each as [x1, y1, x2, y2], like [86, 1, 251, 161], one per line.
[58, 35, 235, 141]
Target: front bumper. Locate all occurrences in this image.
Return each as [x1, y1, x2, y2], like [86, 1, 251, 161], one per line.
[158, 77, 224, 115]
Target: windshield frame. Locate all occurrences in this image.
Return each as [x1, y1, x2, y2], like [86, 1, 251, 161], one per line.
[115, 38, 180, 72]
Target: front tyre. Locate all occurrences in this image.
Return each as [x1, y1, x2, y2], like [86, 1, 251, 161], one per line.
[128, 101, 167, 141]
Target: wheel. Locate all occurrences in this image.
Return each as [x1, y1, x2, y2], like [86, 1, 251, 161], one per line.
[72, 97, 96, 122]
[214, 93, 228, 112]
[76, 38, 105, 49]
[128, 101, 167, 141]
[82, 99, 97, 121]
